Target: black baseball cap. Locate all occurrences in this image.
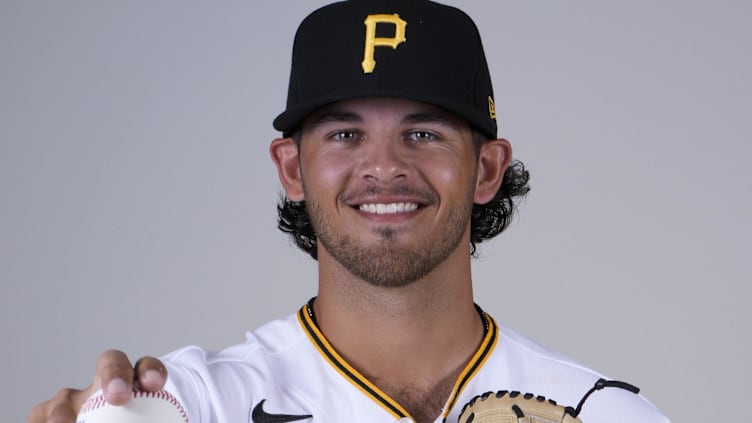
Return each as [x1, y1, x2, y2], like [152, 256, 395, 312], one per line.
[273, 0, 498, 139]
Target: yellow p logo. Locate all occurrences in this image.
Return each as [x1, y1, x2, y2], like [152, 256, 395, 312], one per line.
[361, 14, 407, 74]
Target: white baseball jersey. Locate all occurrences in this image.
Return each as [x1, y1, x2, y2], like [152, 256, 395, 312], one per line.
[162, 301, 669, 422]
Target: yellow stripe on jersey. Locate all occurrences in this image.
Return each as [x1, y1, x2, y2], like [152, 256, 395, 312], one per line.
[441, 312, 498, 421]
[296, 301, 499, 422]
[297, 305, 412, 419]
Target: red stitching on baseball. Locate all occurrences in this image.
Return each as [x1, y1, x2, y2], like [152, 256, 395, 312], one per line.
[78, 389, 190, 422]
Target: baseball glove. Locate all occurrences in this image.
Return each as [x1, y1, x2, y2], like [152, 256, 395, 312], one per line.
[457, 379, 639, 423]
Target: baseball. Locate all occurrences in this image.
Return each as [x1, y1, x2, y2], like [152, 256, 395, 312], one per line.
[76, 389, 189, 423]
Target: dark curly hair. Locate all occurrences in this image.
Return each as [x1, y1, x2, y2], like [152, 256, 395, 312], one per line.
[277, 131, 530, 259]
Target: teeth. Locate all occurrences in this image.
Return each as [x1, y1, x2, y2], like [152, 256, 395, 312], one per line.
[359, 202, 419, 214]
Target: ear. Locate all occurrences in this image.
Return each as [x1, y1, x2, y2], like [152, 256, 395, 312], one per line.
[474, 138, 512, 204]
[269, 137, 304, 202]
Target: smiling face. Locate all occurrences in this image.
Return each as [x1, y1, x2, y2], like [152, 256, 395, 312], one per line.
[270, 98, 510, 287]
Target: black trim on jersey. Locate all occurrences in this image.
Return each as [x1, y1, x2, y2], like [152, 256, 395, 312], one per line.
[297, 306, 408, 418]
[441, 313, 498, 421]
[298, 298, 499, 421]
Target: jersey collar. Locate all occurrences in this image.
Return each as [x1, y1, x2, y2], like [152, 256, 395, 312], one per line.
[296, 298, 499, 421]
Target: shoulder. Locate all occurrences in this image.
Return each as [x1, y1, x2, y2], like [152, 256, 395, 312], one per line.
[159, 313, 314, 422]
[493, 321, 605, 384]
[478, 322, 670, 423]
[167, 312, 305, 360]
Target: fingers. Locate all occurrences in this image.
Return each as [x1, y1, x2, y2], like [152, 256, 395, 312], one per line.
[95, 349, 134, 405]
[94, 351, 167, 401]
[27, 351, 167, 422]
[134, 356, 168, 392]
[25, 387, 89, 423]
[48, 388, 86, 423]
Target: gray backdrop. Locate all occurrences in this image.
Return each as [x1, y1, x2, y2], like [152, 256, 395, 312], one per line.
[2, 1, 750, 422]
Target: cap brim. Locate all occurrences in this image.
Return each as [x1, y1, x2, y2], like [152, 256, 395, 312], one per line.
[273, 90, 497, 139]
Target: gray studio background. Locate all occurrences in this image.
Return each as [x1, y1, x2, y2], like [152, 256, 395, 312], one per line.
[2, 1, 749, 422]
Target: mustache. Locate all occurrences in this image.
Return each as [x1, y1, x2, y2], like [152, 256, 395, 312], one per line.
[339, 185, 438, 204]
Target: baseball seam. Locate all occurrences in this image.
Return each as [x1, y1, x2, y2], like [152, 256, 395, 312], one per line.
[79, 389, 189, 423]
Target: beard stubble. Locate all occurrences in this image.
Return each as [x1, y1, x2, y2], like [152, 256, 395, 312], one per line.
[306, 186, 474, 288]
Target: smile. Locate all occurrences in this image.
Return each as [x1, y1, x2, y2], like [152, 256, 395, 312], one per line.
[359, 203, 419, 214]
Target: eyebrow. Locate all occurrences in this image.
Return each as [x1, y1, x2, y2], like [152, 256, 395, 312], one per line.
[401, 112, 462, 130]
[303, 108, 463, 132]
[305, 110, 363, 130]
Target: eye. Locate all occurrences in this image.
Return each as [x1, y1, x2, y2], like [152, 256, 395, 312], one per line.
[329, 130, 362, 142]
[406, 130, 439, 142]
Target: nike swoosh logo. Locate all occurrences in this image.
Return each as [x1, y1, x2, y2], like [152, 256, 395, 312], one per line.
[251, 399, 312, 423]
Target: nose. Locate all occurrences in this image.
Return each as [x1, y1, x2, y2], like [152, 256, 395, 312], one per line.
[357, 136, 409, 182]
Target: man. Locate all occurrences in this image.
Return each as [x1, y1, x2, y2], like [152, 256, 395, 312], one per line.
[28, 0, 669, 422]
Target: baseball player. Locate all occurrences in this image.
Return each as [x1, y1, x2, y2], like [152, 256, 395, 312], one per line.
[28, 1, 670, 422]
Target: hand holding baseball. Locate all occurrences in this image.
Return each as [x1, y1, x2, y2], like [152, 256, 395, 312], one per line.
[26, 350, 167, 423]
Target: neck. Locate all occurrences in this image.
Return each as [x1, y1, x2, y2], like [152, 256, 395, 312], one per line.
[312, 244, 485, 419]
